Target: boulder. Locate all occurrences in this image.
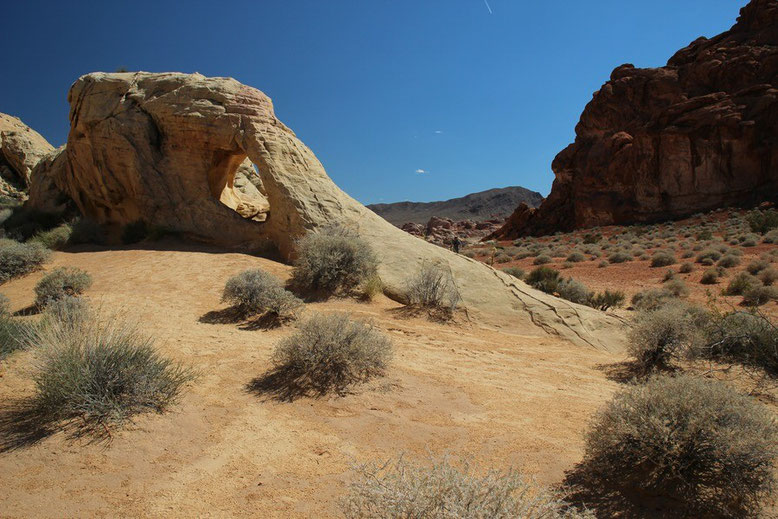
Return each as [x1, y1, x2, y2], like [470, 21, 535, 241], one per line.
[27, 71, 626, 351]
[491, 0, 778, 239]
[0, 113, 55, 199]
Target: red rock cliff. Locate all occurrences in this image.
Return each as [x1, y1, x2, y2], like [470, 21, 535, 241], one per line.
[492, 0, 778, 239]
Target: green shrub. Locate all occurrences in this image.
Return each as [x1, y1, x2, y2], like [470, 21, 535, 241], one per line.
[699, 268, 719, 285]
[221, 269, 302, 319]
[291, 230, 378, 295]
[34, 267, 92, 307]
[565, 251, 586, 263]
[742, 285, 778, 307]
[597, 260, 608, 268]
[695, 249, 721, 263]
[342, 456, 593, 519]
[31, 224, 73, 250]
[272, 313, 392, 394]
[762, 229, 778, 244]
[501, 267, 525, 280]
[607, 252, 631, 264]
[29, 315, 193, 433]
[404, 262, 460, 314]
[526, 266, 561, 294]
[556, 278, 592, 305]
[582, 233, 601, 244]
[0, 240, 51, 283]
[696, 229, 714, 241]
[747, 208, 778, 234]
[662, 269, 676, 282]
[533, 254, 552, 265]
[717, 254, 740, 268]
[747, 259, 769, 275]
[650, 251, 675, 267]
[41, 296, 91, 330]
[583, 375, 778, 517]
[725, 272, 762, 296]
[588, 290, 625, 311]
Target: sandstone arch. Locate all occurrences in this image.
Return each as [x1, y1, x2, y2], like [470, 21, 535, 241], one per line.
[27, 72, 626, 351]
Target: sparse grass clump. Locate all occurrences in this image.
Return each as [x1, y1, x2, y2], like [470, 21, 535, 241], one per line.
[291, 229, 378, 295]
[271, 313, 392, 394]
[343, 456, 593, 519]
[650, 251, 675, 268]
[704, 311, 778, 375]
[0, 239, 50, 283]
[759, 267, 778, 286]
[696, 249, 721, 264]
[29, 315, 193, 434]
[404, 262, 460, 316]
[582, 375, 778, 517]
[221, 269, 302, 319]
[0, 295, 29, 359]
[31, 224, 72, 250]
[663, 278, 689, 297]
[747, 259, 769, 275]
[34, 267, 92, 308]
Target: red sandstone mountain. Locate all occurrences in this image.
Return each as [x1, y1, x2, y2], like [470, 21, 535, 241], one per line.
[491, 0, 778, 240]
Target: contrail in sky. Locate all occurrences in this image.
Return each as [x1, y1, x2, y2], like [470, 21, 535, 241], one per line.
[483, 0, 493, 14]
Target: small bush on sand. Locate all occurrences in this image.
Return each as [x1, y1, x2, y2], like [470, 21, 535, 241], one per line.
[221, 269, 302, 319]
[696, 249, 721, 263]
[742, 285, 778, 307]
[557, 278, 593, 305]
[725, 272, 762, 296]
[526, 266, 561, 294]
[291, 229, 378, 295]
[0, 295, 29, 358]
[717, 254, 740, 269]
[566, 251, 586, 263]
[762, 228, 778, 244]
[0, 239, 50, 283]
[627, 303, 704, 373]
[29, 315, 193, 434]
[342, 456, 593, 519]
[663, 278, 689, 297]
[502, 266, 525, 280]
[747, 208, 778, 234]
[703, 311, 778, 375]
[759, 267, 778, 286]
[631, 289, 676, 312]
[271, 313, 392, 394]
[41, 296, 91, 330]
[588, 290, 625, 311]
[607, 252, 631, 264]
[358, 274, 383, 302]
[662, 269, 676, 282]
[31, 224, 72, 250]
[34, 267, 92, 307]
[533, 254, 552, 265]
[582, 375, 778, 517]
[650, 251, 675, 267]
[405, 262, 461, 315]
[747, 259, 769, 275]
[699, 268, 720, 285]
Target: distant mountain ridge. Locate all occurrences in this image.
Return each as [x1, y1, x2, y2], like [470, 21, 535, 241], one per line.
[367, 186, 544, 226]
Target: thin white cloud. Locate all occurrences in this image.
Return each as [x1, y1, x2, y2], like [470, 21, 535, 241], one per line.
[415, 168, 427, 174]
[483, 0, 493, 14]
[434, 130, 443, 134]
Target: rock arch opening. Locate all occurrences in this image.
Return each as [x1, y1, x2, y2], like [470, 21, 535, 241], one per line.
[208, 151, 269, 222]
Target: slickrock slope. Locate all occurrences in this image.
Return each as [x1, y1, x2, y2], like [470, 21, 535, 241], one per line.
[26, 71, 625, 351]
[368, 186, 543, 226]
[0, 113, 54, 199]
[492, 0, 778, 239]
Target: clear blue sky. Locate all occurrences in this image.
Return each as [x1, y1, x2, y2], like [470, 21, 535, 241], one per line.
[1, 0, 742, 204]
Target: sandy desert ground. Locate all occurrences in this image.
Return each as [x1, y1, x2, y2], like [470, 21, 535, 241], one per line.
[0, 242, 625, 518]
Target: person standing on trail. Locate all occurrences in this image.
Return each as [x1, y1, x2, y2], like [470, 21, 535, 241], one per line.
[452, 236, 462, 254]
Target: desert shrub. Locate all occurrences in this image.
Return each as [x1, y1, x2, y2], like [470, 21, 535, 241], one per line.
[566, 251, 586, 263]
[34, 267, 92, 307]
[342, 456, 593, 519]
[695, 249, 721, 263]
[759, 267, 778, 286]
[359, 274, 383, 302]
[0, 303, 29, 358]
[41, 295, 91, 330]
[582, 233, 601, 244]
[588, 290, 625, 311]
[0, 240, 50, 283]
[221, 269, 303, 319]
[501, 267, 525, 280]
[662, 269, 676, 282]
[494, 253, 511, 264]
[582, 375, 778, 517]
[742, 285, 778, 307]
[742, 234, 759, 247]
[678, 262, 693, 273]
[29, 315, 193, 432]
[696, 229, 714, 240]
[703, 311, 778, 375]
[121, 220, 148, 244]
[533, 255, 552, 265]
[631, 289, 676, 312]
[650, 251, 675, 268]
[291, 229, 378, 295]
[762, 228, 778, 244]
[699, 268, 719, 285]
[717, 254, 740, 268]
[1, 207, 61, 241]
[597, 260, 608, 268]
[607, 252, 631, 264]
[627, 303, 704, 372]
[747, 208, 778, 234]
[747, 259, 769, 275]
[68, 218, 106, 245]
[405, 262, 460, 314]
[725, 272, 762, 296]
[271, 313, 392, 393]
[557, 278, 593, 305]
[664, 279, 689, 298]
[526, 266, 561, 294]
[31, 224, 72, 250]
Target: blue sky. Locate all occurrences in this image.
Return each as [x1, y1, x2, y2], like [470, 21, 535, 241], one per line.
[1, 0, 742, 204]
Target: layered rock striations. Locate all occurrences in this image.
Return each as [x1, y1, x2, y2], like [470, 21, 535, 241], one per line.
[491, 0, 778, 239]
